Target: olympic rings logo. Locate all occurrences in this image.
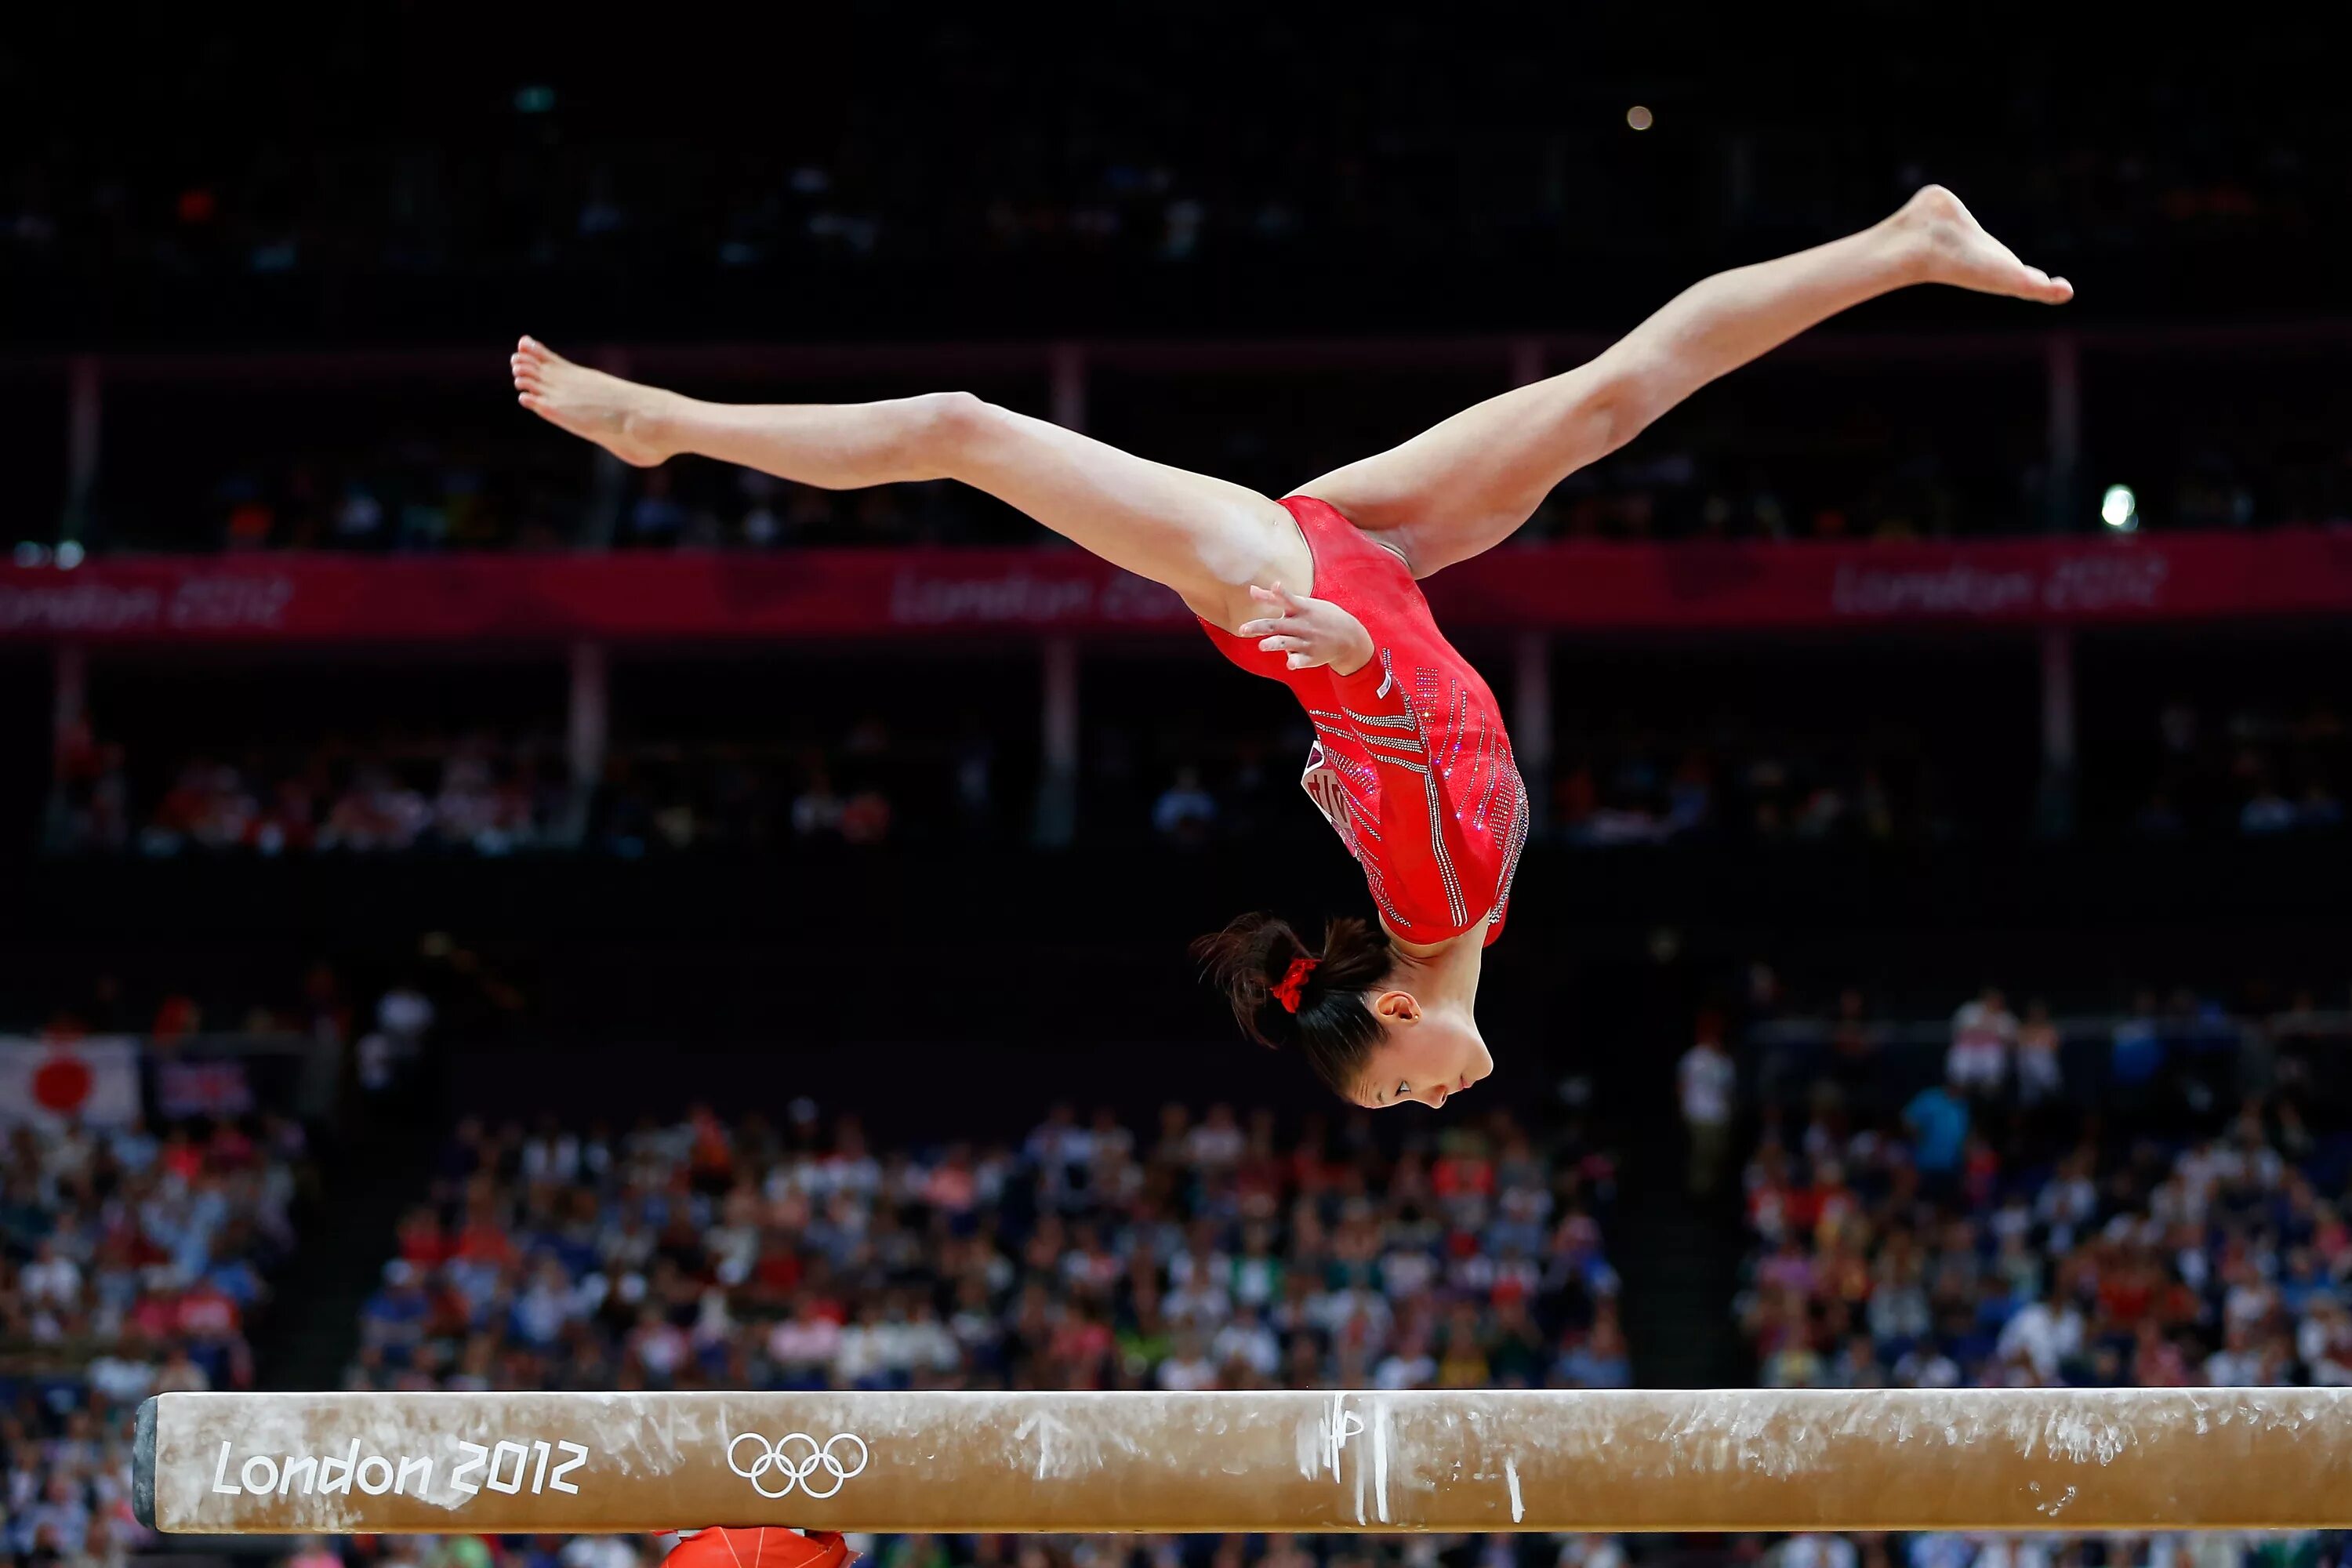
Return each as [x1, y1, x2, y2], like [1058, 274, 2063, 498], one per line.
[725, 1432, 870, 1500]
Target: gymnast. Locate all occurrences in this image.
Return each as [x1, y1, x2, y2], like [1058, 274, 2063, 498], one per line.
[511, 186, 2068, 1113]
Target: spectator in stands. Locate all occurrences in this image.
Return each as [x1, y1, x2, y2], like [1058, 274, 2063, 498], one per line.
[1736, 960, 2352, 1568]
[1679, 1022, 1737, 1196]
[0, 1088, 307, 1568]
[2111, 991, 2165, 1107]
[1554, 1307, 1633, 1388]
[346, 1102, 1622, 1449]
[626, 471, 688, 546]
[377, 982, 435, 1051]
[1900, 1080, 1970, 1187]
[1945, 986, 2015, 1100]
[2241, 781, 2298, 834]
[1151, 767, 1219, 844]
[2012, 999, 2063, 1109]
[1826, 988, 1882, 1113]
[790, 768, 846, 838]
[1994, 1287, 2083, 1382]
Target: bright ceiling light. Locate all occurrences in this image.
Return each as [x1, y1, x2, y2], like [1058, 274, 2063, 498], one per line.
[2100, 484, 2138, 532]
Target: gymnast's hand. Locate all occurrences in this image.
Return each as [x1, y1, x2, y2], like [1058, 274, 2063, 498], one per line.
[1241, 583, 1377, 677]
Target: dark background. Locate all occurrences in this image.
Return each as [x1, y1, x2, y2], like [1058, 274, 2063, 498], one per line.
[7, 8, 2347, 343]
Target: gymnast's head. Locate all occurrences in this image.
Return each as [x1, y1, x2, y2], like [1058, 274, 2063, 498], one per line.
[1192, 912, 1491, 1109]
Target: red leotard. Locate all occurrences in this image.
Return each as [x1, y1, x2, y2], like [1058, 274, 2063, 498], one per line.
[1200, 495, 1529, 946]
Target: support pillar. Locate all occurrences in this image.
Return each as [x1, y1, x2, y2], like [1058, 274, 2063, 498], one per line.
[52, 644, 87, 779]
[584, 349, 633, 546]
[1508, 337, 1545, 389]
[564, 641, 608, 846]
[1513, 631, 1552, 832]
[2045, 330, 2080, 533]
[64, 356, 100, 541]
[1033, 637, 1080, 847]
[1050, 343, 1088, 434]
[44, 644, 88, 850]
[2035, 626, 2076, 840]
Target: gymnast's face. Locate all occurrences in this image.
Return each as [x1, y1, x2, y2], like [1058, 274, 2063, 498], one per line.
[1352, 992, 1493, 1111]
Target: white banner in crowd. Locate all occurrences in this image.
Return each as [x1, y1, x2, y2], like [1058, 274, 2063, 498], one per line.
[0, 1036, 142, 1128]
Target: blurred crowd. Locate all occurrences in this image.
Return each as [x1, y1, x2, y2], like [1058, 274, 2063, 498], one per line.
[1552, 732, 1932, 848]
[47, 725, 943, 858]
[325, 1103, 1621, 1568]
[1735, 1089, 2352, 1393]
[5, 22, 2341, 291]
[0, 1112, 309, 1568]
[49, 730, 567, 858]
[48, 661, 2352, 861]
[103, 425, 2020, 557]
[47, 719, 1952, 858]
[2132, 700, 2347, 840]
[68, 370, 2352, 558]
[9, 953, 2352, 1568]
[349, 1102, 1624, 1395]
[1142, 728, 1940, 851]
[1697, 976, 2352, 1568]
[20, 960, 398, 1062]
[13, 22, 2352, 564]
[1730, 971, 2352, 1392]
[121, 463, 1029, 558]
[66, 687, 2352, 861]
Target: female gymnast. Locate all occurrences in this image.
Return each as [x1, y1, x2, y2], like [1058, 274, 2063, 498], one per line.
[510, 186, 2069, 1112]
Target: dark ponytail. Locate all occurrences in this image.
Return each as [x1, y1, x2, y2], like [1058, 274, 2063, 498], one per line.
[1191, 913, 1393, 1098]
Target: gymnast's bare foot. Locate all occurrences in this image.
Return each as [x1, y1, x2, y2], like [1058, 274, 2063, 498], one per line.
[1895, 184, 2074, 305]
[510, 337, 679, 467]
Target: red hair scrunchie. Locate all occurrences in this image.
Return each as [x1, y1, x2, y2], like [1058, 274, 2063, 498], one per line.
[1270, 956, 1319, 1014]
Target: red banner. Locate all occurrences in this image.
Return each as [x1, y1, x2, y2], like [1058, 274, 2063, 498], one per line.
[3, 532, 2350, 644]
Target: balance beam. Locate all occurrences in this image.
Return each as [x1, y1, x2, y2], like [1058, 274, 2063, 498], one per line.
[134, 1388, 2352, 1536]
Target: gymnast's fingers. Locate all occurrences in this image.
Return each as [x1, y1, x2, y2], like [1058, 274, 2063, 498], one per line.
[1258, 635, 1308, 655]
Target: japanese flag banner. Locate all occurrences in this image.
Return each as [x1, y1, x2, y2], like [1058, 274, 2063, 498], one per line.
[0, 1036, 142, 1129]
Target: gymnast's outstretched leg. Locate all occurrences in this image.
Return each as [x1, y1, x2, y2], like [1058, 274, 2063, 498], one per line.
[510, 341, 1308, 633]
[1299, 185, 2073, 576]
